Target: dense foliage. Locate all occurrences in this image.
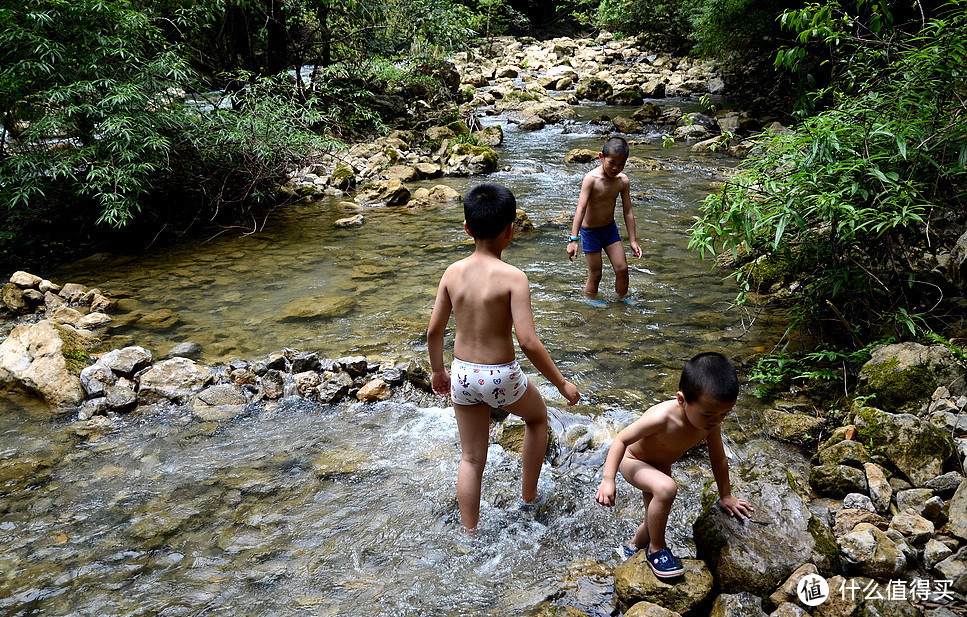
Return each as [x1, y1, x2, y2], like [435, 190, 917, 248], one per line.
[689, 0, 967, 390]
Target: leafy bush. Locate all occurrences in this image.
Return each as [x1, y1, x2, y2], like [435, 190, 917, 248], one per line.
[689, 0, 967, 343]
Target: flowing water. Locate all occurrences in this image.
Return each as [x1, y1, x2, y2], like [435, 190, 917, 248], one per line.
[0, 99, 806, 616]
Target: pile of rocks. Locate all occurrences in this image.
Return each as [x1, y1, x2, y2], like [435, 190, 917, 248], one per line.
[286, 34, 763, 210]
[72, 345, 432, 427]
[0, 269, 113, 326]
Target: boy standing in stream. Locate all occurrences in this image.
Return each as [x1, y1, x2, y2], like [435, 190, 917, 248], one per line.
[595, 352, 754, 577]
[427, 182, 581, 533]
[566, 135, 642, 307]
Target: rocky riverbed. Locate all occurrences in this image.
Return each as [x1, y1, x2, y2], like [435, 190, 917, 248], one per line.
[2, 31, 967, 617]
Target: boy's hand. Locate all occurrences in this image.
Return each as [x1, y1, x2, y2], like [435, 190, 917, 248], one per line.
[630, 240, 642, 259]
[595, 480, 616, 507]
[559, 380, 580, 405]
[719, 494, 754, 520]
[566, 242, 579, 261]
[431, 369, 450, 398]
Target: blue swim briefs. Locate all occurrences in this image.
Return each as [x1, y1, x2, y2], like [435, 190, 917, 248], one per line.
[580, 221, 622, 253]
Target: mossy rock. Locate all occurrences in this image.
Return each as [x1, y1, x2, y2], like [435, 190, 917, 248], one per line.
[575, 78, 613, 102]
[850, 405, 954, 486]
[329, 162, 356, 190]
[608, 88, 644, 106]
[857, 342, 967, 413]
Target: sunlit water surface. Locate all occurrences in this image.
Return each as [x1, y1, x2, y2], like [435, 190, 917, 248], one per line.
[0, 100, 804, 616]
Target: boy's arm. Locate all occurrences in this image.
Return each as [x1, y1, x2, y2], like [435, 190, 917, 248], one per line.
[620, 176, 641, 258]
[595, 411, 662, 506]
[426, 273, 453, 398]
[508, 270, 580, 405]
[707, 427, 754, 519]
[567, 175, 593, 261]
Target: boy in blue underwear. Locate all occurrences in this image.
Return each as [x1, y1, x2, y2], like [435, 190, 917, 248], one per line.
[595, 352, 754, 578]
[566, 136, 642, 307]
[428, 182, 581, 532]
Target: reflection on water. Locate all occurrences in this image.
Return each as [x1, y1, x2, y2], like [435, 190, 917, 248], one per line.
[0, 103, 801, 615]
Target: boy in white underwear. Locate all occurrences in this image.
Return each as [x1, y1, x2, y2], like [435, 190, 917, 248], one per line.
[428, 182, 581, 532]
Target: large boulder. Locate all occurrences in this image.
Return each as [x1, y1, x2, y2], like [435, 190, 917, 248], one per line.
[136, 357, 213, 405]
[693, 463, 840, 596]
[0, 320, 94, 408]
[856, 343, 967, 412]
[850, 406, 955, 486]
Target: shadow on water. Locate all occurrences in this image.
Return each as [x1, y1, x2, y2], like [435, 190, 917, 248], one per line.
[0, 101, 808, 615]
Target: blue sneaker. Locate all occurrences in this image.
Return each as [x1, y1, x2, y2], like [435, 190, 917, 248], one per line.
[615, 541, 640, 562]
[645, 545, 684, 578]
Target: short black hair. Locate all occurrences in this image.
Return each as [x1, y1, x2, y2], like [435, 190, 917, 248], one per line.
[464, 182, 517, 239]
[679, 352, 738, 403]
[602, 136, 629, 158]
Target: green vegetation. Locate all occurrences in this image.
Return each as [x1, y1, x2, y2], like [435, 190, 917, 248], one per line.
[688, 0, 967, 401]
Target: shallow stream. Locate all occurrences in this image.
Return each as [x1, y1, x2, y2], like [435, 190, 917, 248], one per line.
[0, 99, 807, 616]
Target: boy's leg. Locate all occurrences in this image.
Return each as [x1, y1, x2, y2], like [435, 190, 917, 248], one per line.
[583, 251, 604, 298]
[453, 402, 493, 531]
[603, 241, 630, 298]
[618, 457, 677, 551]
[502, 383, 549, 504]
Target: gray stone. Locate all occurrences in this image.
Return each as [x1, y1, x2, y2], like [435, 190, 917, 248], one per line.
[260, 369, 285, 400]
[77, 396, 108, 420]
[316, 372, 353, 404]
[189, 384, 248, 421]
[77, 312, 111, 329]
[769, 603, 807, 617]
[852, 407, 954, 486]
[290, 352, 321, 374]
[136, 357, 213, 405]
[924, 538, 954, 569]
[708, 592, 766, 617]
[817, 438, 870, 467]
[58, 282, 90, 303]
[337, 356, 368, 377]
[104, 383, 138, 411]
[934, 547, 967, 594]
[843, 493, 876, 512]
[168, 342, 202, 360]
[293, 371, 320, 397]
[99, 346, 152, 378]
[48, 305, 84, 328]
[809, 464, 869, 498]
[80, 363, 116, 397]
[837, 523, 907, 578]
[624, 601, 682, 617]
[946, 479, 967, 540]
[864, 462, 893, 515]
[925, 471, 965, 497]
[694, 464, 840, 596]
[896, 488, 934, 513]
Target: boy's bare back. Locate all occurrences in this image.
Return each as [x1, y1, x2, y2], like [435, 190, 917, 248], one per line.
[435, 252, 529, 366]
